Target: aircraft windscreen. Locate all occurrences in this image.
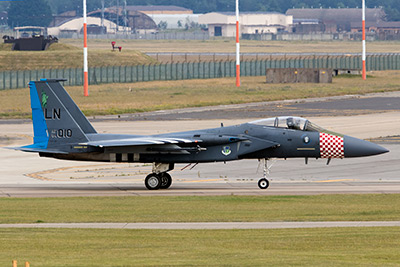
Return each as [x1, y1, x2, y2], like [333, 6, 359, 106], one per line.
[303, 121, 325, 132]
[250, 116, 338, 134]
[250, 118, 276, 127]
[250, 116, 307, 130]
[276, 117, 306, 130]
[304, 121, 343, 136]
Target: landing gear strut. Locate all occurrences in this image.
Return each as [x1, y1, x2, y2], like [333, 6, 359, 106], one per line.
[258, 158, 273, 189]
[144, 163, 174, 190]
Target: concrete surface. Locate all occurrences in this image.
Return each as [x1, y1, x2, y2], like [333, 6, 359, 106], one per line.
[0, 116, 399, 197]
[1, 93, 399, 197]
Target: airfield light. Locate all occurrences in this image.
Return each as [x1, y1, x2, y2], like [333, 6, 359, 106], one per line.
[83, 0, 89, 96]
[362, 0, 366, 80]
[236, 0, 240, 87]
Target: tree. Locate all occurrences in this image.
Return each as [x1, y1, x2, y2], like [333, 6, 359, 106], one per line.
[157, 21, 168, 30]
[8, 0, 52, 27]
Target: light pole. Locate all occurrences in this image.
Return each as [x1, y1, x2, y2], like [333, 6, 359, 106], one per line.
[83, 0, 89, 96]
[235, 0, 240, 87]
[362, 0, 366, 80]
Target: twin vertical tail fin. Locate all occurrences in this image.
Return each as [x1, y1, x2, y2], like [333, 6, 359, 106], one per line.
[20, 79, 96, 153]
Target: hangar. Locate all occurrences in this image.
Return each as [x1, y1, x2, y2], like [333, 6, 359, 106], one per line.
[127, 5, 193, 15]
[199, 12, 293, 37]
[88, 7, 157, 34]
[47, 17, 122, 36]
[287, 8, 386, 33]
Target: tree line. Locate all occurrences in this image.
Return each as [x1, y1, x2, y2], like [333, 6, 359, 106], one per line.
[3, 0, 400, 28]
[78, 0, 400, 20]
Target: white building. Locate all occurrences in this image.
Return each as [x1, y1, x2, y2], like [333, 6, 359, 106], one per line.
[199, 12, 293, 37]
[149, 14, 199, 29]
[47, 17, 130, 36]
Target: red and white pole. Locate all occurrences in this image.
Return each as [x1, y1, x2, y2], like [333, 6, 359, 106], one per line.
[235, 0, 240, 87]
[362, 0, 366, 80]
[83, 0, 89, 96]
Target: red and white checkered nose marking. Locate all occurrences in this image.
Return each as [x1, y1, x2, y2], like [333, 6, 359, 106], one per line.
[319, 132, 344, 158]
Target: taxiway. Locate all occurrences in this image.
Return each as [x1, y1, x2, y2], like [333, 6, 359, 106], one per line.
[0, 95, 399, 197]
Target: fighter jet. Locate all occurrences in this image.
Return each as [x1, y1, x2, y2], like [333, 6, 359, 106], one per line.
[13, 79, 389, 190]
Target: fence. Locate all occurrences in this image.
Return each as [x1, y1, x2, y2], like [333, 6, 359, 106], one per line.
[1, 54, 400, 90]
[54, 32, 400, 41]
[58, 31, 210, 41]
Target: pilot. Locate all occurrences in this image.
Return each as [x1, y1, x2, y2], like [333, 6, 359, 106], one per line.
[287, 117, 300, 130]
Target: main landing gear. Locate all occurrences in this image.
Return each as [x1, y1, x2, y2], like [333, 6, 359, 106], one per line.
[144, 163, 174, 190]
[257, 158, 273, 189]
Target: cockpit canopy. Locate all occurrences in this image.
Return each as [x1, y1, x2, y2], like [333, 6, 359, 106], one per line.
[250, 116, 327, 132]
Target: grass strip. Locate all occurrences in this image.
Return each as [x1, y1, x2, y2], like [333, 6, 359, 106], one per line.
[1, 227, 400, 266]
[1, 194, 400, 224]
[62, 38, 400, 54]
[0, 43, 156, 71]
[1, 71, 399, 119]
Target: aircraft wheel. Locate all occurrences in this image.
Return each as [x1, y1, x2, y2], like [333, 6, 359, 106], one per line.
[258, 178, 269, 189]
[160, 172, 172, 189]
[145, 173, 161, 190]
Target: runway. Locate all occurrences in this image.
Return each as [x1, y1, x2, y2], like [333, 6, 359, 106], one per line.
[0, 142, 398, 197]
[1, 221, 400, 229]
[1, 93, 399, 197]
[2, 181, 400, 197]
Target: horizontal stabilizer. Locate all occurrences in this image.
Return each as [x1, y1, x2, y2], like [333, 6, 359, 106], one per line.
[7, 146, 69, 154]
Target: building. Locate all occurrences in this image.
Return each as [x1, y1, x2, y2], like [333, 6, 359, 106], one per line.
[287, 8, 386, 33]
[87, 7, 157, 33]
[47, 17, 122, 36]
[351, 21, 400, 40]
[292, 19, 325, 33]
[149, 14, 199, 29]
[130, 5, 196, 29]
[199, 12, 293, 37]
[50, 5, 192, 33]
[127, 5, 193, 15]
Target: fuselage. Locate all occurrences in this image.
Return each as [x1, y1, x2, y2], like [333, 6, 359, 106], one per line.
[39, 122, 387, 164]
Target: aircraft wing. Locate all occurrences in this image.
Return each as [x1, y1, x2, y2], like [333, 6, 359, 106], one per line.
[81, 137, 200, 148]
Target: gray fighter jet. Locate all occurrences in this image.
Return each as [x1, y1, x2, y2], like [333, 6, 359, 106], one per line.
[14, 79, 389, 190]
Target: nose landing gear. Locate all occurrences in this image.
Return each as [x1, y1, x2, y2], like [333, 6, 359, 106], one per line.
[258, 178, 269, 189]
[257, 158, 274, 189]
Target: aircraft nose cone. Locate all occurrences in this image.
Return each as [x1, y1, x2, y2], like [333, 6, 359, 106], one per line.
[344, 136, 389, 158]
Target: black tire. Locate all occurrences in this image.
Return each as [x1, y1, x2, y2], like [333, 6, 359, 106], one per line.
[145, 173, 161, 190]
[258, 178, 269, 189]
[160, 172, 172, 189]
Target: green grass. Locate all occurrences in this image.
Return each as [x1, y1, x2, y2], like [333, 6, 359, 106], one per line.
[1, 71, 399, 119]
[0, 43, 156, 71]
[1, 227, 400, 266]
[1, 194, 400, 224]
[63, 38, 400, 54]
[2, 195, 400, 266]
[2, 39, 400, 71]
[335, 74, 375, 79]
